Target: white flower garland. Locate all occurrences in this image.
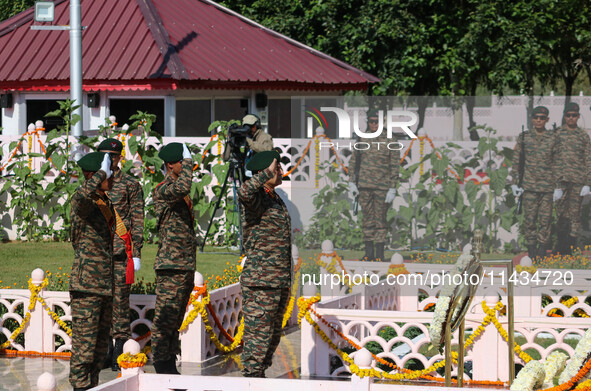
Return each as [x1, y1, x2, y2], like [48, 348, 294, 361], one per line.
[510, 361, 546, 391]
[428, 253, 475, 351]
[559, 328, 591, 384]
[544, 351, 568, 385]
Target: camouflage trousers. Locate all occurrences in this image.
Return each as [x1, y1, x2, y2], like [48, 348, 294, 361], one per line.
[151, 270, 194, 364]
[522, 191, 553, 246]
[69, 292, 113, 389]
[359, 188, 389, 243]
[112, 252, 131, 340]
[556, 182, 585, 238]
[241, 285, 290, 377]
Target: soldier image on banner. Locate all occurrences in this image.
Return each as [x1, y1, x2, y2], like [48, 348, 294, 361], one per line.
[553, 102, 591, 254]
[510, 106, 560, 261]
[238, 150, 292, 378]
[96, 138, 144, 371]
[348, 109, 400, 261]
[151, 142, 196, 375]
[69, 152, 115, 391]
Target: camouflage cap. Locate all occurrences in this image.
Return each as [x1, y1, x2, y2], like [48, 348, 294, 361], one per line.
[532, 106, 549, 116]
[97, 138, 123, 153]
[246, 150, 281, 172]
[158, 142, 183, 163]
[563, 102, 580, 113]
[77, 152, 107, 172]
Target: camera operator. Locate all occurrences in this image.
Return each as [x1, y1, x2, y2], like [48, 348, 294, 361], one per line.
[243, 114, 273, 153]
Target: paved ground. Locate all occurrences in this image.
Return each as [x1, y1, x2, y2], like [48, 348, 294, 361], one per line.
[0, 327, 301, 391]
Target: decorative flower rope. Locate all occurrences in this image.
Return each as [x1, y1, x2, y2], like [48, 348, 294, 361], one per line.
[178, 286, 244, 354]
[297, 294, 506, 385]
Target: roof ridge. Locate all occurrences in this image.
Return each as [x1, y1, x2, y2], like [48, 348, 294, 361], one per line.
[0, 0, 70, 38]
[136, 0, 189, 80]
[200, 0, 380, 83]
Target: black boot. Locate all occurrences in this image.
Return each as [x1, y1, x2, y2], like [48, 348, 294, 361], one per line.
[527, 244, 537, 259]
[166, 358, 181, 375]
[555, 218, 570, 255]
[154, 360, 168, 374]
[375, 243, 386, 262]
[361, 241, 374, 261]
[112, 338, 125, 371]
[103, 338, 113, 370]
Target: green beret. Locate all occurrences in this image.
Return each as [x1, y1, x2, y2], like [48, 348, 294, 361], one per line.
[532, 106, 549, 116]
[246, 150, 281, 172]
[97, 138, 122, 153]
[77, 152, 106, 172]
[564, 102, 580, 113]
[159, 142, 183, 163]
[367, 109, 380, 120]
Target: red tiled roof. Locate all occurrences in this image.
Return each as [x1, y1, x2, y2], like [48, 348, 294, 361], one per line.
[0, 0, 379, 91]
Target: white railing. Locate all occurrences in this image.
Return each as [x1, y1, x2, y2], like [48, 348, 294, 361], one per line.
[0, 270, 299, 364]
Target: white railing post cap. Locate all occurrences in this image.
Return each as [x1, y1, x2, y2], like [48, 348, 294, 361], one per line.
[390, 253, 404, 264]
[194, 271, 204, 287]
[123, 339, 141, 355]
[37, 372, 56, 391]
[31, 268, 45, 285]
[354, 348, 373, 368]
[303, 283, 317, 298]
[520, 256, 533, 267]
[321, 240, 334, 254]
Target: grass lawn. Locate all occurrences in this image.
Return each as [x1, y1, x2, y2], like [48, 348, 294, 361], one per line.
[0, 242, 243, 290]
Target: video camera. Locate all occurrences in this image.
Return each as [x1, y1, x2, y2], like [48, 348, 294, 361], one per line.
[225, 123, 251, 163]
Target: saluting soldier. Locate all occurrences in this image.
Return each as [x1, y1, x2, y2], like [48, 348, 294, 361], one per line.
[554, 102, 591, 254]
[510, 106, 560, 260]
[96, 138, 144, 370]
[348, 109, 400, 261]
[69, 152, 115, 391]
[238, 150, 291, 378]
[151, 142, 196, 375]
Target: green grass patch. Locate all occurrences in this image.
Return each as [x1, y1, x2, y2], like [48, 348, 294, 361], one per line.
[0, 242, 243, 290]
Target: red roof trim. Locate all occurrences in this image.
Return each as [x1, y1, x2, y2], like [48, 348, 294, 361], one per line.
[0, 79, 367, 92]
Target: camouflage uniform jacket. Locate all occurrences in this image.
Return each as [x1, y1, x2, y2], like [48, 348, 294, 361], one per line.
[108, 169, 144, 258]
[153, 159, 196, 270]
[511, 129, 560, 192]
[246, 128, 273, 153]
[69, 171, 115, 296]
[348, 133, 400, 190]
[238, 169, 292, 288]
[554, 126, 591, 185]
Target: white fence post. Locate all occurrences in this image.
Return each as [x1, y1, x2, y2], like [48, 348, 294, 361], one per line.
[24, 269, 45, 352]
[180, 272, 207, 362]
[350, 348, 372, 391]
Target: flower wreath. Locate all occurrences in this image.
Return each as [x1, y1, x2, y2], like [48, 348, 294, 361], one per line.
[559, 328, 591, 385]
[428, 253, 477, 351]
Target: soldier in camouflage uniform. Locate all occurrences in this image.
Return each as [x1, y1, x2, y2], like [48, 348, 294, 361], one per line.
[151, 142, 196, 374]
[510, 106, 560, 260]
[554, 102, 591, 254]
[348, 109, 400, 261]
[69, 152, 115, 391]
[238, 150, 291, 378]
[97, 138, 144, 370]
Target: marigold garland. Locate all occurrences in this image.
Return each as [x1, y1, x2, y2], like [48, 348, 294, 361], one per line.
[117, 352, 148, 369]
[516, 265, 537, 274]
[282, 269, 301, 328]
[178, 287, 245, 354]
[0, 278, 48, 349]
[388, 263, 410, 276]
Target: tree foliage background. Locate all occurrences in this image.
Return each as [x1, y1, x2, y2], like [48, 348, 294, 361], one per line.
[0, 0, 35, 22]
[221, 0, 591, 101]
